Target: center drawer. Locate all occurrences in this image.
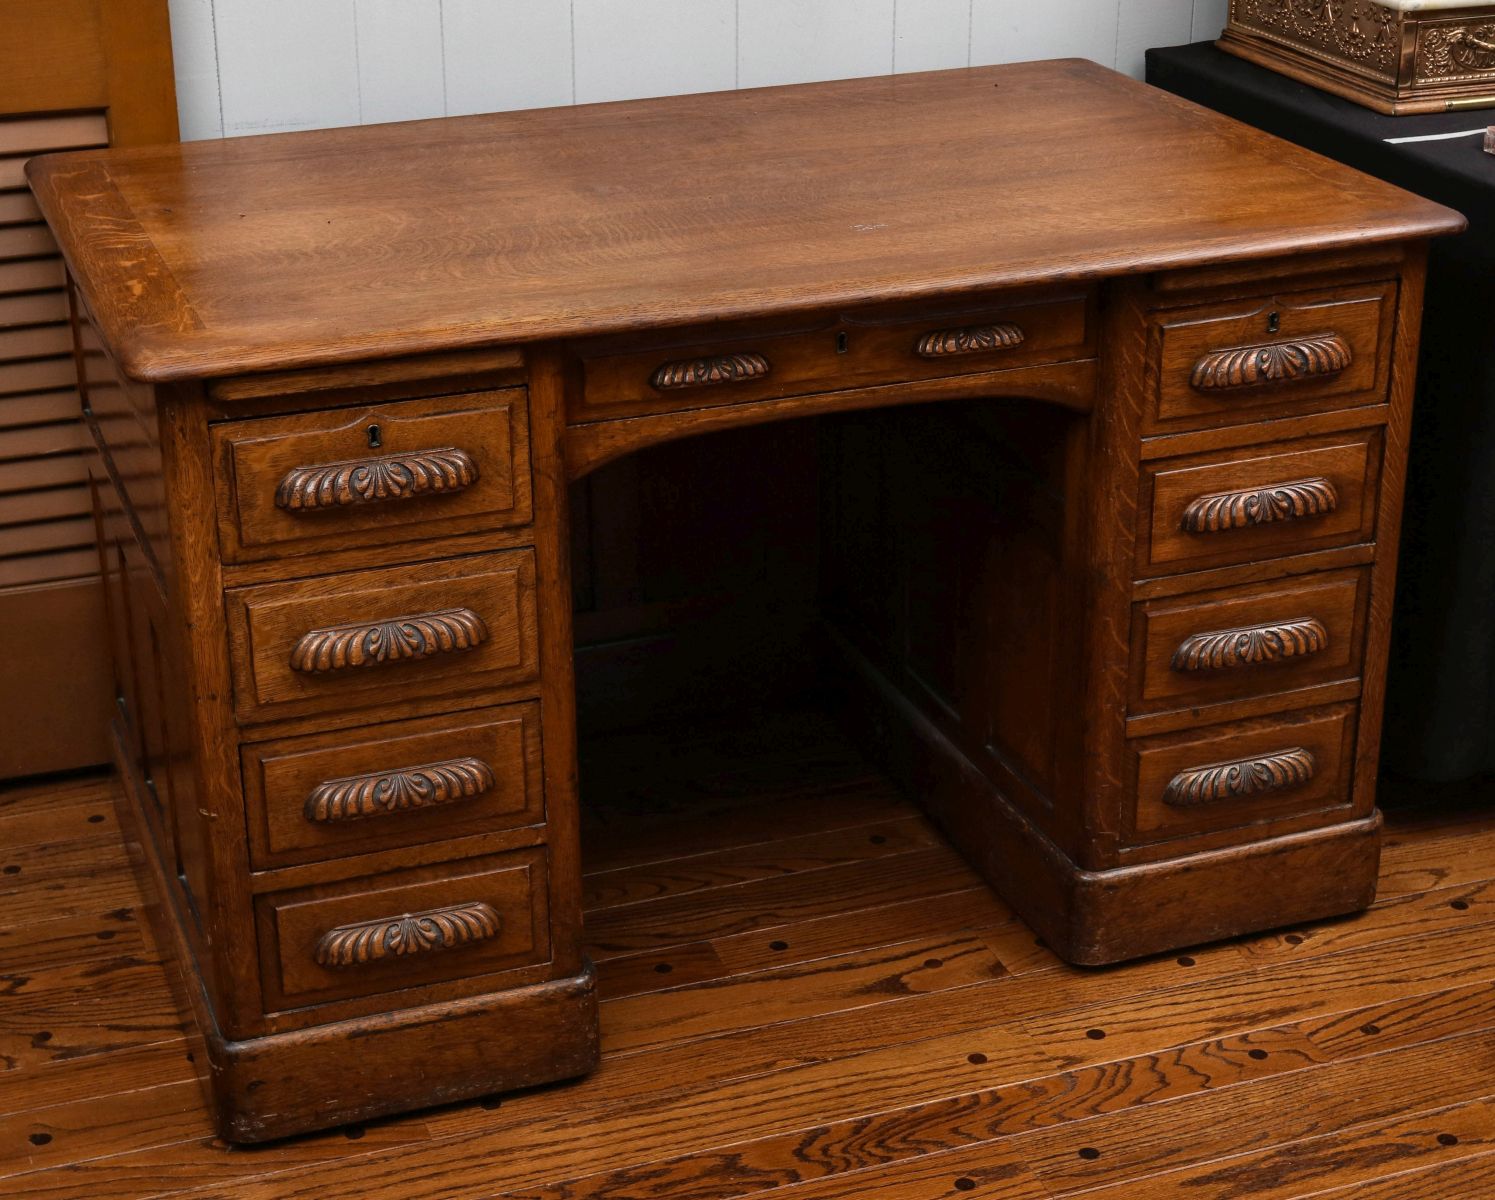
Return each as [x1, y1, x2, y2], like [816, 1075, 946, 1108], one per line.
[242, 702, 545, 869]
[225, 549, 539, 723]
[571, 291, 1093, 421]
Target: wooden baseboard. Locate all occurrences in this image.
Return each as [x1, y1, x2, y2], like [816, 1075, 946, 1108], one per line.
[109, 720, 600, 1143]
[832, 633, 1381, 965]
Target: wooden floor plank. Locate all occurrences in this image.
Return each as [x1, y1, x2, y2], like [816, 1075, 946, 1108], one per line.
[6, 723, 1495, 1200]
[582, 815, 940, 911]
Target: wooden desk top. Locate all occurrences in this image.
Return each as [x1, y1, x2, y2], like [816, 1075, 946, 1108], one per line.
[28, 58, 1462, 383]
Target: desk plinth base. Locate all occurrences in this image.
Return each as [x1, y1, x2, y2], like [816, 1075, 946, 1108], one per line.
[109, 722, 600, 1144]
[838, 644, 1382, 966]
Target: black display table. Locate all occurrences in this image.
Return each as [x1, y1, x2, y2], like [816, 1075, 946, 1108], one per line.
[1148, 42, 1495, 784]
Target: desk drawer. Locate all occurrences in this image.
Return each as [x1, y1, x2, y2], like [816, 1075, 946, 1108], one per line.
[226, 550, 539, 723]
[243, 703, 544, 869]
[1147, 281, 1395, 434]
[573, 293, 1091, 421]
[212, 391, 531, 563]
[1138, 431, 1382, 577]
[255, 848, 550, 1011]
[1127, 703, 1357, 845]
[1129, 567, 1369, 718]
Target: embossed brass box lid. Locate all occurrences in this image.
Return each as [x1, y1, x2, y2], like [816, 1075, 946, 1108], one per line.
[1220, 0, 1495, 114]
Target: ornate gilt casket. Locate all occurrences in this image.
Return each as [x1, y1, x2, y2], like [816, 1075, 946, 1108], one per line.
[1219, 0, 1495, 113]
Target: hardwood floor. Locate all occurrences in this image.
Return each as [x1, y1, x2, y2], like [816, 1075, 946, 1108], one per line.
[3, 705, 1495, 1198]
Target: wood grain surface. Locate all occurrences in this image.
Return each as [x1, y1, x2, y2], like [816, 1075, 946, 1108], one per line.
[4, 712, 1495, 1196]
[25, 60, 1461, 382]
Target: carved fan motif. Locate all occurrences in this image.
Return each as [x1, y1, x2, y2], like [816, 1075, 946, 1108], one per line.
[650, 353, 770, 390]
[275, 448, 478, 511]
[914, 322, 1025, 358]
[304, 756, 497, 823]
[1190, 334, 1352, 391]
[1181, 477, 1339, 534]
[289, 608, 488, 674]
[1171, 617, 1329, 672]
[314, 901, 502, 967]
[1164, 747, 1317, 807]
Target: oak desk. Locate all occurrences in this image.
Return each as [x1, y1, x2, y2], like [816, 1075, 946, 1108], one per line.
[28, 60, 1462, 1142]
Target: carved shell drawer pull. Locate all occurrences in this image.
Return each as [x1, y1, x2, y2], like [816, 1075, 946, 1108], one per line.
[1190, 334, 1352, 391]
[915, 322, 1025, 359]
[1164, 747, 1317, 808]
[289, 607, 488, 674]
[1171, 617, 1329, 672]
[275, 448, 478, 511]
[1181, 477, 1339, 534]
[304, 756, 496, 823]
[314, 901, 501, 968]
[650, 353, 770, 390]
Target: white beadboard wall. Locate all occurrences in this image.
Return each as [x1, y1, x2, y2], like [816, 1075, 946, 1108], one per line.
[168, 0, 1232, 141]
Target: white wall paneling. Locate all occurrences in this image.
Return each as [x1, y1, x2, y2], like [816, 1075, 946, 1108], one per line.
[739, 0, 895, 90]
[971, 0, 1119, 70]
[574, 0, 736, 105]
[168, 0, 1228, 140]
[213, 0, 361, 136]
[442, 0, 574, 117]
[356, 0, 446, 125]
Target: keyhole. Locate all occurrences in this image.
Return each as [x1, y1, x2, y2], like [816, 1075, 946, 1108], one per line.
[836, 331, 849, 354]
[1267, 311, 1281, 334]
[367, 424, 382, 449]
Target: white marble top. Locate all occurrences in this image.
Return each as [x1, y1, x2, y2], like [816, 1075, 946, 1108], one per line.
[1380, 0, 1494, 11]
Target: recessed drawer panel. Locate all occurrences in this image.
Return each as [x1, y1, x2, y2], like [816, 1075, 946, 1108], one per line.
[225, 550, 539, 723]
[1147, 281, 1395, 434]
[255, 849, 550, 1011]
[1138, 431, 1382, 577]
[212, 391, 531, 563]
[242, 703, 545, 869]
[1130, 568, 1369, 718]
[573, 292, 1092, 421]
[1127, 703, 1357, 845]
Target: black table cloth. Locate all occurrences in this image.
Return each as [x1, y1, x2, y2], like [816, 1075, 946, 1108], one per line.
[1148, 42, 1495, 782]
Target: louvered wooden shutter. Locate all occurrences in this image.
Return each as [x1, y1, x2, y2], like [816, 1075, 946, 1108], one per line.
[0, 0, 177, 778]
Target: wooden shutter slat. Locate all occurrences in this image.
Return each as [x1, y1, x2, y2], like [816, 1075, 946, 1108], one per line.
[0, 420, 85, 463]
[0, 112, 108, 156]
[0, 355, 76, 397]
[0, 513, 92, 556]
[0, 257, 63, 293]
[0, 223, 57, 261]
[0, 546, 99, 587]
[0, 191, 42, 225]
[0, 389, 78, 429]
[0, 290, 66, 328]
[0, 482, 89, 526]
[0, 322, 71, 361]
[0, 453, 88, 495]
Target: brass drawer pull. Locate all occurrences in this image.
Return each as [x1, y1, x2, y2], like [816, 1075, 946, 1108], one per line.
[915, 322, 1025, 358]
[1181, 476, 1339, 534]
[1164, 747, 1317, 808]
[650, 353, 770, 390]
[1171, 617, 1328, 672]
[314, 901, 501, 968]
[304, 756, 496, 823]
[290, 607, 488, 674]
[1190, 333, 1352, 391]
[275, 448, 478, 512]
